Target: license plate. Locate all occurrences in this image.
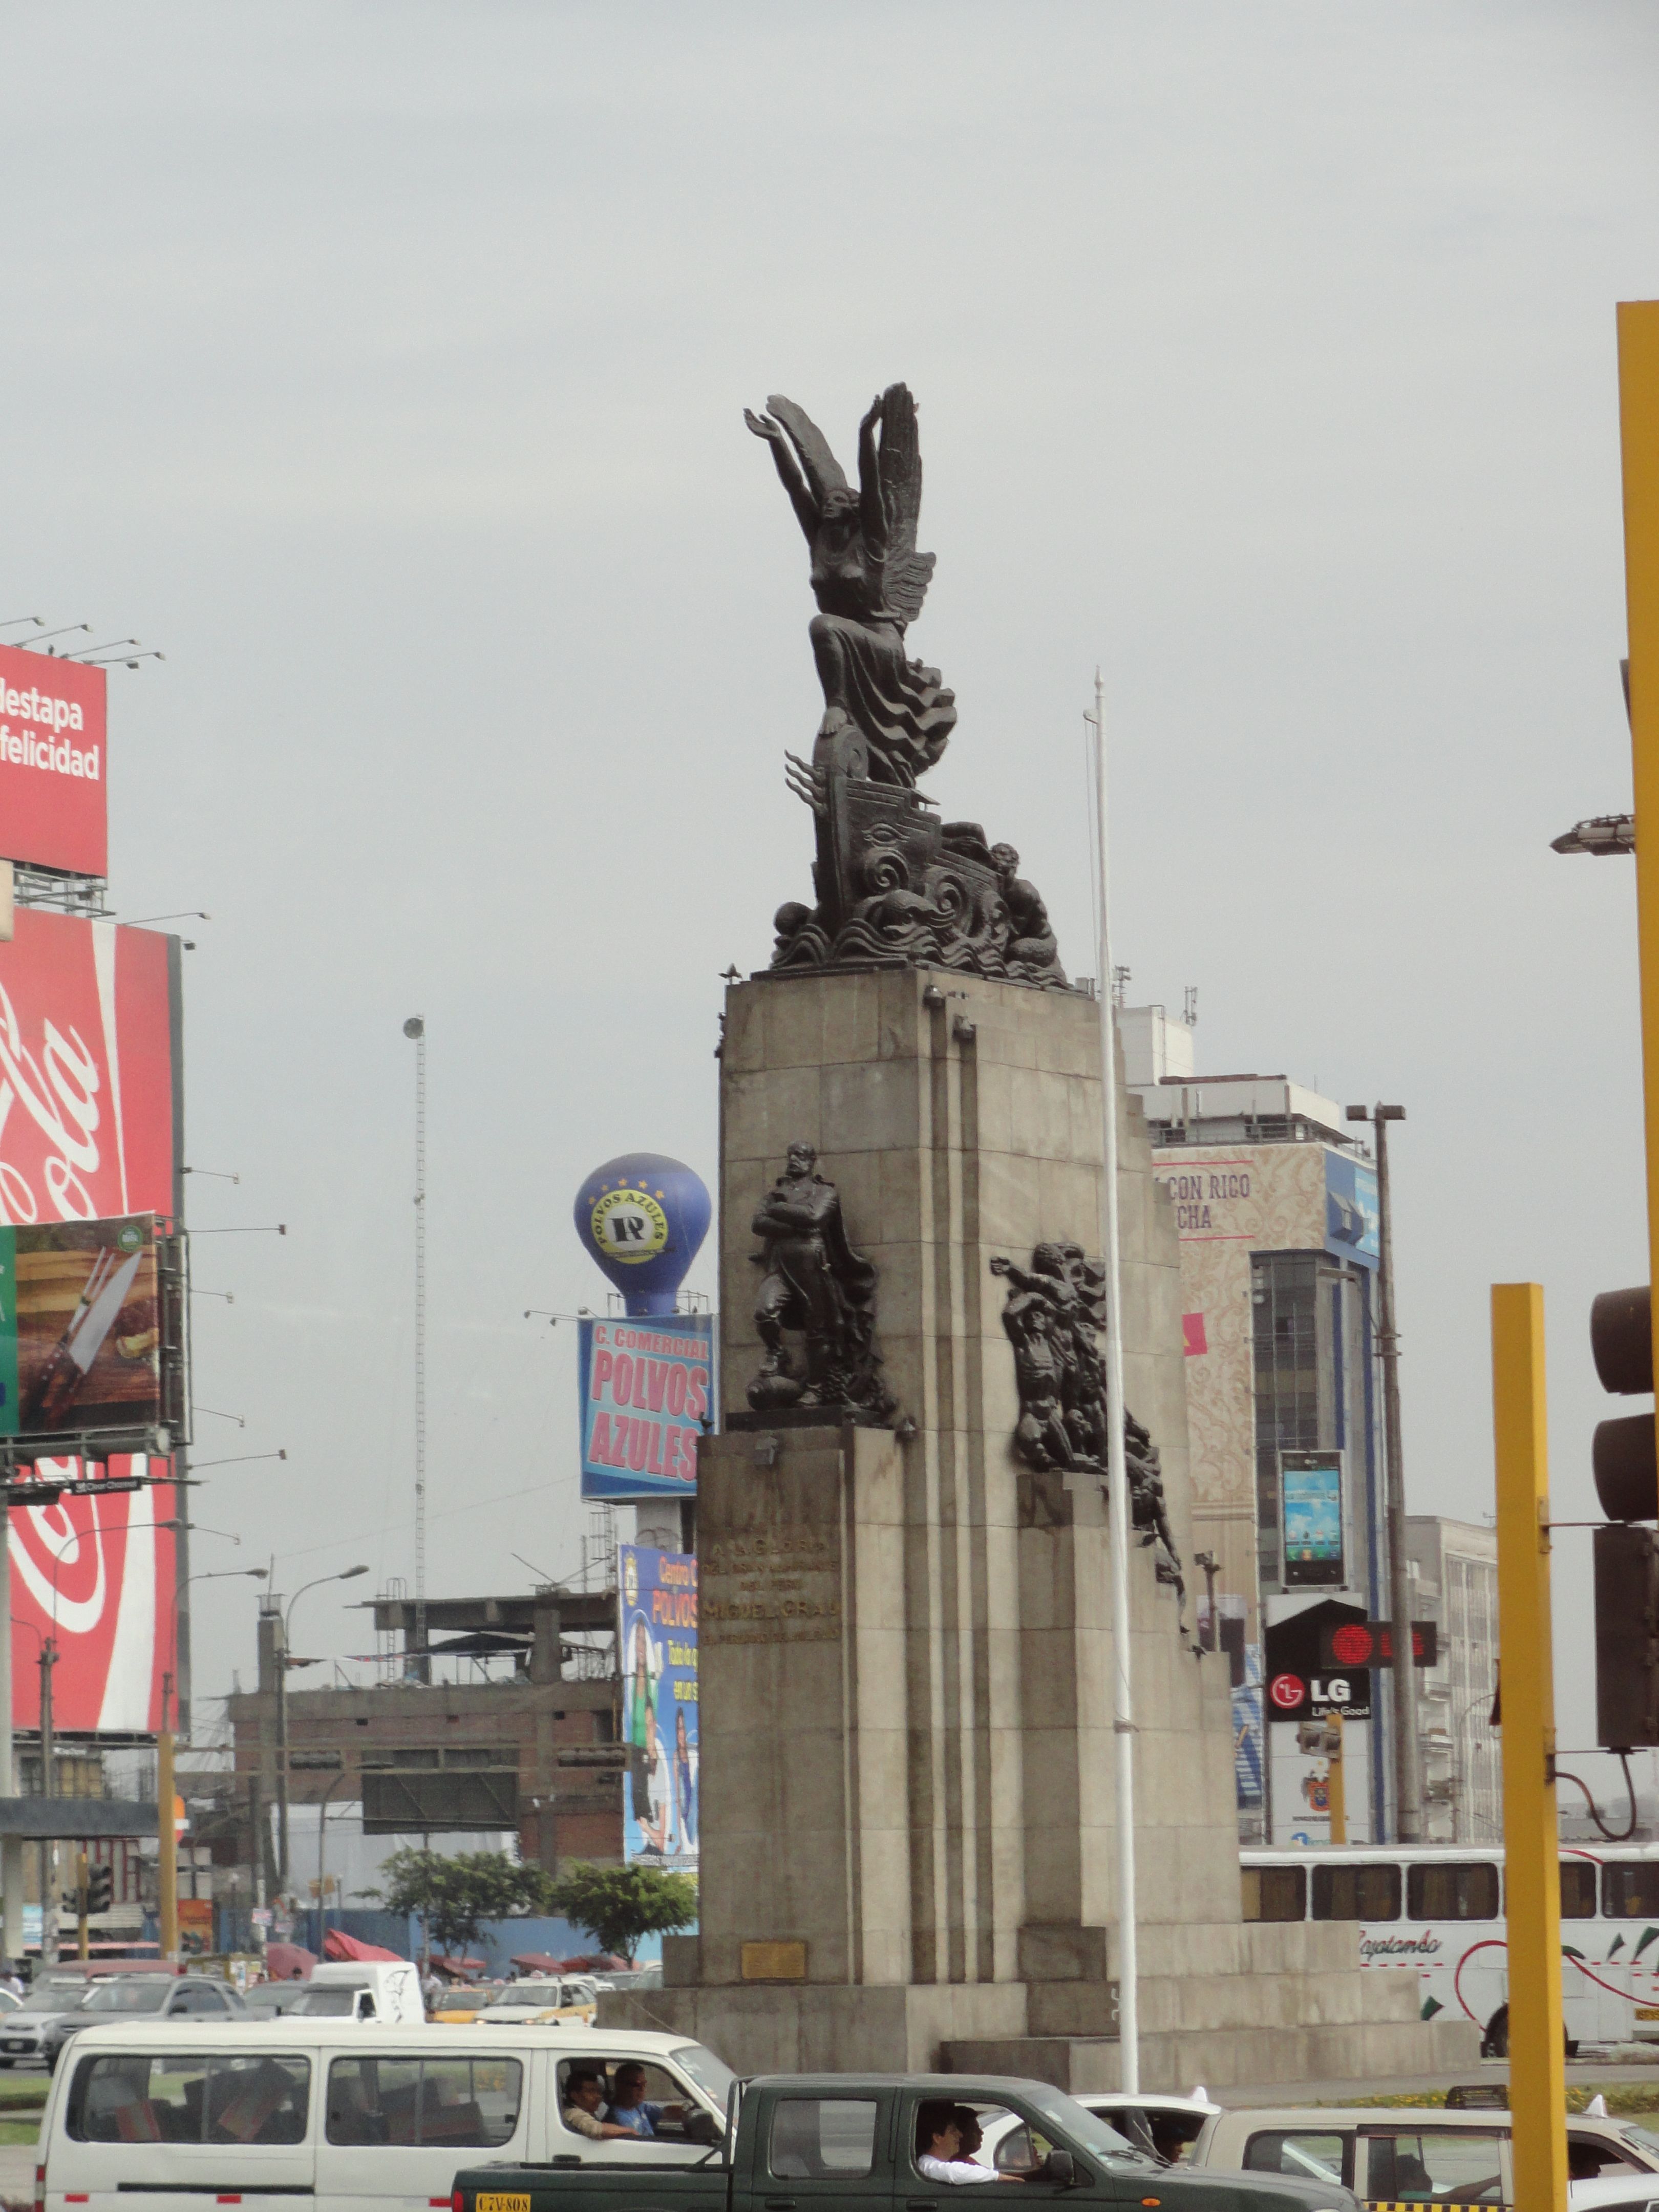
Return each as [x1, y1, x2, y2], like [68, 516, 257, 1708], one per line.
[2, 2042, 26, 2052]
[477, 2197, 531, 2212]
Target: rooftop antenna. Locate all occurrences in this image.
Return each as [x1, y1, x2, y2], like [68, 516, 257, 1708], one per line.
[1184, 986, 1199, 1028]
[1111, 964, 1131, 1007]
[403, 1017, 428, 1677]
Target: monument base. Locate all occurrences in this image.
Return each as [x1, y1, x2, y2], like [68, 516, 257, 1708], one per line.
[608, 969, 1480, 2094]
[601, 1973, 1479, 2092]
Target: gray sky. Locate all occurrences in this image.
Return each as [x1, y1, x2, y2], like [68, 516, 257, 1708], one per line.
[4, 2, 1657, 1746]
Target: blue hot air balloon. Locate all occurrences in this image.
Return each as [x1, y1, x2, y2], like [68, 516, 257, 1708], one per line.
[574, 1152, 711, 1316]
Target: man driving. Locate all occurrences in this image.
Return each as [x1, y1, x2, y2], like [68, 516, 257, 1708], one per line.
[605, 2064, 686, 2140]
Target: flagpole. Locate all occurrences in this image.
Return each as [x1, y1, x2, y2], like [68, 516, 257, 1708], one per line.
[1089, 668, 1138, 2093]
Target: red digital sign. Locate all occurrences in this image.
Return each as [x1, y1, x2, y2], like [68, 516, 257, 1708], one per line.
[0, 911, 180, 1733]
[0, 645, 109, 878]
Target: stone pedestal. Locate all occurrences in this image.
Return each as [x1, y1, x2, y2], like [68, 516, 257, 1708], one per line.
[600, 968, 1478, 2089]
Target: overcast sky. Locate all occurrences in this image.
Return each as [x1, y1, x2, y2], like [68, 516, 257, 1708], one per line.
[5, 2, 1658, 1749]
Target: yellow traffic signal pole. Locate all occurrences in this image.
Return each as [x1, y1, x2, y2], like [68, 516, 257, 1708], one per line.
[1493, 1284, 1566, 2212]
[1328, 1712, 1346, 1846]
[1622, 304, 1659, 1392]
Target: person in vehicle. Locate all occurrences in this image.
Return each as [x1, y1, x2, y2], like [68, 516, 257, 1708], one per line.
[563, 2070, 638, 2142]
[917, 2102, 1043, 2184]
[604, 2064, 685, 2139]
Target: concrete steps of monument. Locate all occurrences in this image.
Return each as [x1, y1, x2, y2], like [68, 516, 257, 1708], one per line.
[1099, 1921, 1401, 1982]
[943, 2015, 1483, 2096]
[1029, 1964, 1426, 2039]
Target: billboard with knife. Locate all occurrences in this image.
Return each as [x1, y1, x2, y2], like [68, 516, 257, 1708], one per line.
[0, 1214, 162, 1441]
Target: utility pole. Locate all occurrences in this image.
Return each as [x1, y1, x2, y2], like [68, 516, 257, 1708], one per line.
[274, 1607, 290, 1898]
[403, 1016, 428, 1683]
[38, 1639, 57, 1965]
[76, 1851, 89, 1963]
[1087, 669, 1138, 2094]
[1348, 1100, 1421, 1841]
[0, 1508, 20, 1970]
[158, 1673, 178, 1964]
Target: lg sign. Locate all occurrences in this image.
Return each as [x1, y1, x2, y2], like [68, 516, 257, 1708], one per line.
[0, 644, 108, 877]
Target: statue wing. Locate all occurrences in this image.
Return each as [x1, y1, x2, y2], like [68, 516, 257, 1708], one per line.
[765, 394, 848, 505]
[876, 381, 937, 623]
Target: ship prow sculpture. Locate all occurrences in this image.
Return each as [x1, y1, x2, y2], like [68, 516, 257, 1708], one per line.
[747, 384, 1069, 987]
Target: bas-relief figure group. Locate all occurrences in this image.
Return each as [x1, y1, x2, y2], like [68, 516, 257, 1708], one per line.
[738, 381, 1180, 1612]
[747, 384, 1068, 988]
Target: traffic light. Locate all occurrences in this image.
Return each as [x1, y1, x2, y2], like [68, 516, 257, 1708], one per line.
[86, 1864, 114, 1916]
[1591, 1284, 1659, 1746]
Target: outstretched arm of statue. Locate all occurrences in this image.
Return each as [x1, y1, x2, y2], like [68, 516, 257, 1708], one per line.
[990, 1256, 1037, 1293]
[746, 408, 819, 543]
[857, 393, 888, 565]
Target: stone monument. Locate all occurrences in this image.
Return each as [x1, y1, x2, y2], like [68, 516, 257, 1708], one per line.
[599, 387, 1478, 2088]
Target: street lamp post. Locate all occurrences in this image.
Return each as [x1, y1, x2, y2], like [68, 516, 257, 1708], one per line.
[1346, 1101, 1421, 1843]
[276, 1567, 369, 1899]
[158, 1542, 268, 1962]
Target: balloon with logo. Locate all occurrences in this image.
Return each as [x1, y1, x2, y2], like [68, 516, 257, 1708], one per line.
[575, 1153, 711, 1317]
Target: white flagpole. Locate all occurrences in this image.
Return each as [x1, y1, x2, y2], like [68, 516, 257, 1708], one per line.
[1089, 668, 1138, 2093]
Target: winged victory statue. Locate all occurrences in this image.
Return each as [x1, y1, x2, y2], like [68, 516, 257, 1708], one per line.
[745, 381, 1066, 990]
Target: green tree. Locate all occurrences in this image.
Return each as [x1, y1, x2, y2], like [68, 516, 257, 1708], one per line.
[547, 1862, 698, 1964]
[368, 1848, 554, 1962]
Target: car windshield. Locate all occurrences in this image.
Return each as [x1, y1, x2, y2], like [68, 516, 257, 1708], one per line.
[14, 1986, 91, 2015]
[82, 1980, 171, 2013]
[672, 2043, 736, 2109]
[1022, 2087, 1147, 2162]
[495, 1984, 564, 2006]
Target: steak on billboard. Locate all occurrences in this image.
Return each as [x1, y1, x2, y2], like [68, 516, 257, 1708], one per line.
[0, 911, 180, 1734]
[0, 646, 108, 878]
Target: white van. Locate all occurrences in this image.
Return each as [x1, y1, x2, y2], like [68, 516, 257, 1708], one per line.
[283, 1963, 425, 2025]
[36, 2019, 733, 2212]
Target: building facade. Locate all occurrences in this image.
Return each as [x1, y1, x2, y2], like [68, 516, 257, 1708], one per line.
[1406, 1515, 1502, 1844]
[1125, 1004, 1386, 1841]
[226, 1587, 625, 1898]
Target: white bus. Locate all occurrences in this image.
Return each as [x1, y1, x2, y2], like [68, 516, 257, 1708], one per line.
[1242, 1842, 1659, 2056]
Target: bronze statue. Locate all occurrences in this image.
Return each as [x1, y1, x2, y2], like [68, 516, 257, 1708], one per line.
[747, 1141, 894, 1418]
[744, 381, 1072, 991]
[745, 387, 954, 790]
[992, 1244, 1185, 1610]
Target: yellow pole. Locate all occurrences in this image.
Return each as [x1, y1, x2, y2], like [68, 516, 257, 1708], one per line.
[1493, 1284, 1565, 2212]
[76, 1850, 88, 1963]
[158, 1701, 178, 1965]
[1622, 303, 1659, 1404]
[1328, 1712, 1346, 1846]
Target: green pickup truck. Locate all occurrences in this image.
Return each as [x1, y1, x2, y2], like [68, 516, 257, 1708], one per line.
[452, 2072, 1360, 2212]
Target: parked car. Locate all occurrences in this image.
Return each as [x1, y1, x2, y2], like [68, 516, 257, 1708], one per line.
[428, 1982, 502, 2023]
[0, 1979, 103, 2068]
[35, 2020, 735, 2212]
[241, 1983, 315, 2020]
[981, 2089, 1222, 2166]
[477, 1977, 598, 2027]
[42, 1974, 247, 2070]
[1192, 2103, 1659, 2195]
[280, 1962, 424, 2025]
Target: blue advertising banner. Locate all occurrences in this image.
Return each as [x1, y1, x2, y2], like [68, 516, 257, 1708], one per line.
[619, 1544, 698, 1869]
[1324, 1151, 1380, 1268]
[578, 1314, 712, 1501]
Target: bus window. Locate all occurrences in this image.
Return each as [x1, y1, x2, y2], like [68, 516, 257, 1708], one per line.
[1407, 1861, 1500, 1921]
[1604, 1863, 1659, 1918]
[1560, 1861, 1597, 1919]
[1312, 1862, 1400, 1922]
[1242, 1866, 1306, 1922]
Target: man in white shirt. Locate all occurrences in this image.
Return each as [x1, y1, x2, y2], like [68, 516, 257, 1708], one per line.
[914, 2103, 1002, 2184]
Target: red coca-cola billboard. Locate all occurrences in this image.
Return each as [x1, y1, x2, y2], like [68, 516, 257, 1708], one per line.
[0, 910, 181, 1732]
[0, 647, 109, 879]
